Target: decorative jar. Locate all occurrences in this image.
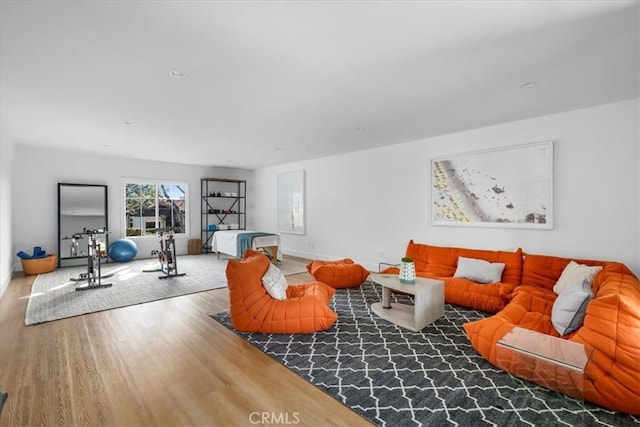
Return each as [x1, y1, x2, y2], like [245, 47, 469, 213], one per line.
[399, 257, 416, 284]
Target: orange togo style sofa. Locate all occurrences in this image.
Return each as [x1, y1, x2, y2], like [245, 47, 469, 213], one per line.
[388, 240, 640, 415]
[226, 249, 337, 334]
[383, 240, 523, 313]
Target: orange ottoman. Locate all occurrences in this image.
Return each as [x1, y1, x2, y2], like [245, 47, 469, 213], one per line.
[306, 258, 369, 288]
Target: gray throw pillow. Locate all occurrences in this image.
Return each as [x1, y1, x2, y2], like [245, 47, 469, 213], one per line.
[551, 279, 594, 336]
[453, 256, 506, 284]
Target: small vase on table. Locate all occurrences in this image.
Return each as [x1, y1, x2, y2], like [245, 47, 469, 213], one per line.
[399, 257, 416, 284]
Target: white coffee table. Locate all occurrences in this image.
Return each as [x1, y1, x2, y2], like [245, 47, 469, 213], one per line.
[370, 273, 444, 331]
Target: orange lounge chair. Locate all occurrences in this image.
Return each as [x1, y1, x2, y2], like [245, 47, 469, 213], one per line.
[226, 250, 337, 333]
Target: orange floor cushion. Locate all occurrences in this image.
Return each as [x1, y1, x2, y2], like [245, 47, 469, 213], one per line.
[306, 258, 370, 288]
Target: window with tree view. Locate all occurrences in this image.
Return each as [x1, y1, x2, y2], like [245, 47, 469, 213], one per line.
[125, 183, 187, 237]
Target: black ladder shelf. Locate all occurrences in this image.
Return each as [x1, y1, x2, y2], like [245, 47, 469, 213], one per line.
[200, 178, 246, 253]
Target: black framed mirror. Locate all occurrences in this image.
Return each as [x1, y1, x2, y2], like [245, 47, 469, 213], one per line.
[57, 183, 109, 267]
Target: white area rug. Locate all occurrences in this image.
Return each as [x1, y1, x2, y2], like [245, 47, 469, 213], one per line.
[25, 254, 308, 325]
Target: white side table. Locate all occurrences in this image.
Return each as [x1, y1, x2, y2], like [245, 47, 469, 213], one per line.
[370, 273, 444, 331]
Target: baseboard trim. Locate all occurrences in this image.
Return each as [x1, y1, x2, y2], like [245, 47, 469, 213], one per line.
[0, 271, 11, 299]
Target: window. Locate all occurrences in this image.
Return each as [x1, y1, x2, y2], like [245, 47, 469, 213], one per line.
[125, 182, 187, 237]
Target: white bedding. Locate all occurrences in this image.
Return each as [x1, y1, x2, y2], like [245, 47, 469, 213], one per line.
[211, 230, 282, 261]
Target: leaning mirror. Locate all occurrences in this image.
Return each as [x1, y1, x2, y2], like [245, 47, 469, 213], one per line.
[57, 183, 108, 267]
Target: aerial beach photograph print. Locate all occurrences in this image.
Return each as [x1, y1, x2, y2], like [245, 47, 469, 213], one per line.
[432, 141, 553, 228]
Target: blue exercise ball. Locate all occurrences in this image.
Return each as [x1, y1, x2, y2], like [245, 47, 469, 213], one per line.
[109, 239, 138, 262]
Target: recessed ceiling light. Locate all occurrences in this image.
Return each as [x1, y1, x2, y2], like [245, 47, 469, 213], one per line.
[169, 70, 187, 79]
[519, 81, 537, 89]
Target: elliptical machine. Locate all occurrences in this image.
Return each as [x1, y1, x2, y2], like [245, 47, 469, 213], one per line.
[71, 228, 113, 291]
[143, 228, 186, 279]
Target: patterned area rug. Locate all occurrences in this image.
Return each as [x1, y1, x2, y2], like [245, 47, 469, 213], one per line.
[211, 282, 639, 427]
[25, 254, 307, 326]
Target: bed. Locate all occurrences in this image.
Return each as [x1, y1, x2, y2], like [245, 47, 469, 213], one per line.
[211, 230, 283, 262]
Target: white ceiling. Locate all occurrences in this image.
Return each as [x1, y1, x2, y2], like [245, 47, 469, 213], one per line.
[1, 1, 638, 169]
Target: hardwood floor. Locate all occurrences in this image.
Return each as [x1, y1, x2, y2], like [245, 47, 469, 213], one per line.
[0, 271, 372, 426]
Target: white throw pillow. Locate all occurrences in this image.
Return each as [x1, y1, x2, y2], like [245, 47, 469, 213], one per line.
[553, 261, 602, 295]
[453, 257, 506, 284]
[261, 263, 288, 300]
[552, 278, 594, 336]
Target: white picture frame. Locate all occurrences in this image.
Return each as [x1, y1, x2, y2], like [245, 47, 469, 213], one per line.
[278, 170, 305, 235]
[431, 141, 553, 229]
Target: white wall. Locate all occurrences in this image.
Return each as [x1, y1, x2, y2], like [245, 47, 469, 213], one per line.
[9, 99, 639, 277]
[254, 99, 640, 276]
[11, 146, 254, 272]
[0, 126, 15, 297]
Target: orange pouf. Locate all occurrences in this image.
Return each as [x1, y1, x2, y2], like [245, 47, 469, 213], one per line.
[306, 258, 369, 288]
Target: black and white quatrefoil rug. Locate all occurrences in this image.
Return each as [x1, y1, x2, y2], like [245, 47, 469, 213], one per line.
[211, 282, 639, 427]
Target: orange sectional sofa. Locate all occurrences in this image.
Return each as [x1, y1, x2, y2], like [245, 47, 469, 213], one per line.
[384, 240, 523, 313]
[226, 250, 337, 334]
[391, 240, 640, 415]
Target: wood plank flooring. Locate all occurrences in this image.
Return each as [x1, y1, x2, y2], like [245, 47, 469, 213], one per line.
[0, 270, 372, 427]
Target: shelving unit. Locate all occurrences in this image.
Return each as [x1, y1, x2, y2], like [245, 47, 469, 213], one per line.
[201, 178, 246, 253]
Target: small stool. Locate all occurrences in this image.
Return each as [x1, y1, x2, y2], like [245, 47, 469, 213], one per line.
[188, 238, 203, 255]
[306, 258, 369, 288]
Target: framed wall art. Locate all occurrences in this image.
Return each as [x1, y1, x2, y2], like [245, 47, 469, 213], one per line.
[431, 141, 553, 229]
[278, 170, 305, 234]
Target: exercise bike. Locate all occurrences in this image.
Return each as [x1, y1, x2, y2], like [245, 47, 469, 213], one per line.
[143, 228, 186, 279]
[71, 228, 113, 291]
